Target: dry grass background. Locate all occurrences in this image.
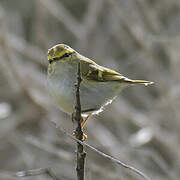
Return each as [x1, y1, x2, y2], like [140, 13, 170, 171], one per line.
[0, 0, 180, 179]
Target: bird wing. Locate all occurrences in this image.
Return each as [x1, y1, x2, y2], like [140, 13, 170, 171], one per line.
[83, 63, 126, 82]
[83, 63, 154, 86]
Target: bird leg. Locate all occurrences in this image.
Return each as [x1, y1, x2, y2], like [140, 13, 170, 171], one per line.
[81, 113, 91, 129]
[80, 113, 92, 140]
[72, 113, 91, 141]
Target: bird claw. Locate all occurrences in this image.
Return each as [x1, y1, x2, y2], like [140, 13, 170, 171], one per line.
[72, 131, 87, 141]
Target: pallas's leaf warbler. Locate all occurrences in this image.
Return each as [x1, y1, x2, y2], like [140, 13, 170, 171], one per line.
[47, 44, 153, 132]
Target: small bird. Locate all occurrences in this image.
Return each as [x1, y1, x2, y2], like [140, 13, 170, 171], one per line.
[47, 44, 153, 138]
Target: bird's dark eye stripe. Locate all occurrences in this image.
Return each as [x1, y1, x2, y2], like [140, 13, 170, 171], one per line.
[52, 57, 60, 61]
[54, 52, 72, 60]
[49, 52, 73, 64]
[60, 52, 72, 58]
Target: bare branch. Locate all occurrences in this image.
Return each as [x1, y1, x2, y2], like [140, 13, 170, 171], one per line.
[0, 168, 59, 180]
[16, 168, 59, 180]
[51, 122, 151, 180]
[73, 62, 86, 180]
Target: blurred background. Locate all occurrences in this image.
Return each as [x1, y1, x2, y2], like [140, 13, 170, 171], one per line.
[0, 0, 180, 179]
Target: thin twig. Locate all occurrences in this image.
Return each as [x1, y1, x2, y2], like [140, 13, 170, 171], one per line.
[73, 62, 86, 180]
[15, 168, 59, 180]
[51, 121, 151, 180]
[39, 0, 85, 39]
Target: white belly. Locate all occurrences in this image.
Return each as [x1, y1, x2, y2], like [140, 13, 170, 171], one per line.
[47, 62, 128, 115]
[48, 78, 127, 115]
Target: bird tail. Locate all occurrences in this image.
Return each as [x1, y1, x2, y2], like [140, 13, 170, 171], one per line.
[121, 77, 154, 86]
[109, 75, 154, 86]
[126, 79, 154, 86]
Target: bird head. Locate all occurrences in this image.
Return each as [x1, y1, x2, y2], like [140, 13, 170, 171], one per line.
[47, 44, 76, 64]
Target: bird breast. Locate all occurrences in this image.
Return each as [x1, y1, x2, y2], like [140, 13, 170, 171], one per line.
[47, 62, 128, 114]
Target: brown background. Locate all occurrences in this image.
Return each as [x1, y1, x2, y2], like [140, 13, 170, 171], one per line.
[0, 0, 180, 179]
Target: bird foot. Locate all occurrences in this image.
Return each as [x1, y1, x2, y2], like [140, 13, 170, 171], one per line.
[72, 131, 87, 141]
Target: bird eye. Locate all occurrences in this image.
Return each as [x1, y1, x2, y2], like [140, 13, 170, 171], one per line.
[52, 57, 60, 61]
[64, 53, 70, 57]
